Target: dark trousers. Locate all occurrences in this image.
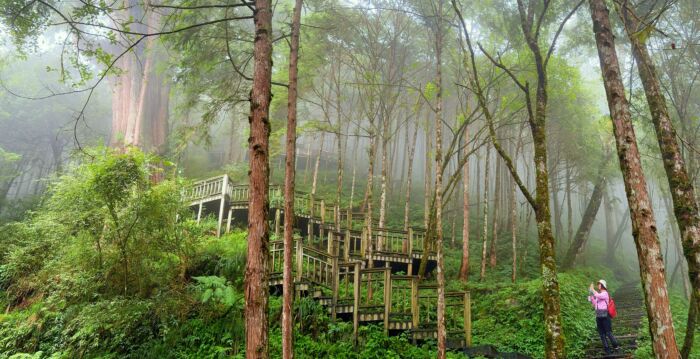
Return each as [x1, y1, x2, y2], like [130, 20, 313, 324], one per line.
[596, 315, 619, 353]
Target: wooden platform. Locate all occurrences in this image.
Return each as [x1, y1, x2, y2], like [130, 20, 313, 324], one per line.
[186, 175, 470, 346]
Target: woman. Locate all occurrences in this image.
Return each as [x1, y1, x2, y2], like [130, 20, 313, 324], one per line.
[589, 279, 620, 355]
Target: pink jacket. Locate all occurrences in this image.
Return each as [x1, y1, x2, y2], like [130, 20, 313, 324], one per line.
[588, 290, 610, 311]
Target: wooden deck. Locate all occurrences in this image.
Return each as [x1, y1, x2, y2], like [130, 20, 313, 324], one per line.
[186, 175, 470, 346]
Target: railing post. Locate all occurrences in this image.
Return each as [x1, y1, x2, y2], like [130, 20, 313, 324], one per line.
[296, 239, 303, 282]
[360, 227, 367, 257]
[274, 208, 281, 239]
[331, 255, 339, 321]
[383, 268, 391, 334]
[465, 291, 472, 346]
[226, 208, 232, 234]
[353, 262, 360, 347]
[216, 175, 228, 237]
[196, 202, 203, 224]
[344, 230, 351, 261]
[327, 230, 334, 255]
[320, 200, 326, 239]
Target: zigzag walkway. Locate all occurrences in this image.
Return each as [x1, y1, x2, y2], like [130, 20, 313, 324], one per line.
[186, 175, 472, 347]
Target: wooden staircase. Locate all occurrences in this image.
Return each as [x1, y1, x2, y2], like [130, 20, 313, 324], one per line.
[583, 282, 644, 358]
[186, 175, 471, 347]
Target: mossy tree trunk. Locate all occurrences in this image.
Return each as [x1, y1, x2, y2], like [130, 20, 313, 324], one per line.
[589, 1, 680, 357]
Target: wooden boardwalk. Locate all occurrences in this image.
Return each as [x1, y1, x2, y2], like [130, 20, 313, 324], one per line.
[186, 175, 471, 347]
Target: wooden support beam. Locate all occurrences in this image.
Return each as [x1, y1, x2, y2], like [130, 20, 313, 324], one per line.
[196, 202, 203, 224]
[408, 228, 414, 275]
[216, 198, 226, 237]
[411, 278, 419, 333]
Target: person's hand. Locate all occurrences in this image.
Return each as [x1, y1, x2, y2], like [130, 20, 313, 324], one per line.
[589, 283, 594, 290]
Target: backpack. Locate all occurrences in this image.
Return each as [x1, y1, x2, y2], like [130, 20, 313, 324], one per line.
[608, 297, 617, 318]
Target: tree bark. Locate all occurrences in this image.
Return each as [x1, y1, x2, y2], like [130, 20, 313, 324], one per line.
[282, 1, 302, 357]
[589, 1, 680, 356]
[460, 127, 470, 282]
[245, 1, 273, 357]
[618, 3, 700, 336]
[561, 170, 606, 270]
[480, 145, 490, 281]
[404, 122, 419, 231]
[433, 5, 446, 355]
[489, 154, 501, 268]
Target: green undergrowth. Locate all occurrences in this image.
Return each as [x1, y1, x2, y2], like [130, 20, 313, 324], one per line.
[463, 267, 614, 358]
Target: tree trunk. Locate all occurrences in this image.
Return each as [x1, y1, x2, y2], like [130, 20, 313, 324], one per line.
[244, 1, 273, 357]
[618, 3, 700, 336]
[480, 145, 490, 281]
[282, 1, 302, 357]
[589, 1, 680, 356]
[489, 154, 501, 268]
[603, 186, 617, 264]
[460, 127, 470, 282]
[424, 119, 432, 228]
[404, 122, 419, 231]
[311, 134, 324, 197]
[433, 8, 446, 356]
[561, 170, 606, 270]
[565, 162, 573, 245]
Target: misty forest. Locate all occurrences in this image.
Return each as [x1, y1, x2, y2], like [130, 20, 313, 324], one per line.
[2, 0, 700, 358]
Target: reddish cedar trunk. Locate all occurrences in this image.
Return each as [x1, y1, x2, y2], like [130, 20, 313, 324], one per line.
[109, 4, 169, 155]
[245, 1, 273, 358]
[480, 146, 490, 281]
[561, 171, 606, 269]
[434, 5, 446, 355]
[618, 5, 700, 345]
[588, 1, 680, 357]
[459, 127, 470, 282]
[282, 1, 302, 357]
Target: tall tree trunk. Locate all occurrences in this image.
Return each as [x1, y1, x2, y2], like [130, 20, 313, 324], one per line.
[603, 186, 617, 264]
[460, 127, 470, 282]
[565, 162, 573, 244]
[245, 1, 273, 358]
[424, 119, 432, 228]
[311, 134, 324, 197]
[433, 7, 446, 356]
[404, 122, 419, 231]
[589, 1, 680, 356]
[561, 171, 606, 270]
[480, 145, 490, 281]
[379, 118, 389, 229]
[489, 154, 501, 268]
[350, 131, 359, 208]
[282, 1, 302, 357]
[619, 4, 700, 341]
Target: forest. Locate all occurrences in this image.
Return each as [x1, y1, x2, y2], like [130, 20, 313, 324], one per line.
[0, 0, 699, 358]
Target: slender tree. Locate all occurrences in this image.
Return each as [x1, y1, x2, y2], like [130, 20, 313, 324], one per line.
[282, 1, 303, 357]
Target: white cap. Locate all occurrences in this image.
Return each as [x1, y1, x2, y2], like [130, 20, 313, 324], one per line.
[598, 279, 607, 289]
